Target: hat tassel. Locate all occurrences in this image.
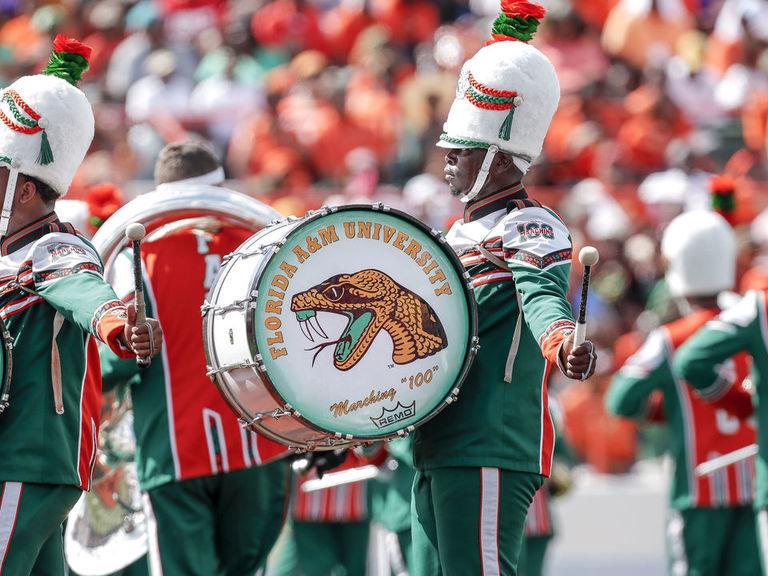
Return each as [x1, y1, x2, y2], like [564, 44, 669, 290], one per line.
[37, 129, 53, 165]
[498, 108, 515, 140]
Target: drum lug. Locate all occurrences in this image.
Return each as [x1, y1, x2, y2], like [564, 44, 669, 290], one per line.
[471, 336, 480, 353]
[200, 298, 256, 316]
[371, 202, 391, 212]
[446, 387, 461, 404]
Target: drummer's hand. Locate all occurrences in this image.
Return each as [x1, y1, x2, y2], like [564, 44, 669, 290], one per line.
[558, 332, 597, 381]
[122, 303, 163, 359]
[305, 449, 348, 478]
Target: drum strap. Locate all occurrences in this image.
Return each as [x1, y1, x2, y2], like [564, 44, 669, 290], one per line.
[13, 276, 65, 415]
[474, 243, 523, 383]
[475, 244, 509, 271]
[51, 311, 65, 414]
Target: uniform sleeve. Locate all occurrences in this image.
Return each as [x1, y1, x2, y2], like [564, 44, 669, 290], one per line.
[31, 234, 133, 359]
[605, 329, 669, 418]
[501, 207, 575, 365]
[675, 291, 762, 400]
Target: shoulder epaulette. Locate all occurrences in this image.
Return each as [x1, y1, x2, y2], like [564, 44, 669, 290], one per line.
[506, 198, 542, 213]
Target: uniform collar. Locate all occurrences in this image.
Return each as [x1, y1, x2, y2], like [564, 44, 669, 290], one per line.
[463, 183, 527, 223]
[0, 212, 70, 256]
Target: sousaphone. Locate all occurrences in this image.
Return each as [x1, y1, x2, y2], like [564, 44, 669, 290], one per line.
[64, 184, 281, 576]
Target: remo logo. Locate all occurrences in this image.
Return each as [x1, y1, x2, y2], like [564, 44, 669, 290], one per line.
[252, 207, 472, 438]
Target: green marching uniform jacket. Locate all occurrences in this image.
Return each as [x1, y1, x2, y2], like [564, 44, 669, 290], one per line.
[676, 289, 768, 508]
[414, 185, 575, 476]
[0, 213, 134, 491]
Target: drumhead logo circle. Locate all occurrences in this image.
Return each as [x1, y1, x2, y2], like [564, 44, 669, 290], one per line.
[291, 269, 448, 371]
[250, 207, 473, 438]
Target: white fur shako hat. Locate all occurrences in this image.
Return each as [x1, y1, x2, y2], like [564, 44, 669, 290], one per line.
[0, 36, 94, 200]
[438, 0, 559, 197]
[661, 210, 736, 297]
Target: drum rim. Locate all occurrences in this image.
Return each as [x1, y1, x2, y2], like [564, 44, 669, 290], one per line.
[245, 203, 479, 445]
[202, 223, 297, 422]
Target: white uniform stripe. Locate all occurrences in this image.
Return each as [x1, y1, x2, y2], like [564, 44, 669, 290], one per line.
[1, 295, 42, 316]
[480, 468, 500, 576]
[143, 275, 181, 481]
[757, 508, 768, 575]
[202, 408, 229, 474]
[143, 493, 164, 576]
[759, 293, 768, 354]
[240, 428, 252, 468]
[249, 432, 262, 465]
[0, 482, 22, 569]
[667, 509, 688, 576]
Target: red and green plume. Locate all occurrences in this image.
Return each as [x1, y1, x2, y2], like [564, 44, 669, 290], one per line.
[41, 34, 92, 87]
[488, 0, 547, 44]
[710, 174, 737, 225]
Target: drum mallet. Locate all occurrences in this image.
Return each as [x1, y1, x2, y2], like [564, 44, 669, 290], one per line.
[574, 246, 599, 346]
[125, 223, 151, 368]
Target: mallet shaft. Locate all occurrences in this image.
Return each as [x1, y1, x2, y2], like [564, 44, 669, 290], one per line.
[126, 224, 150, 368]
[574, 246, 599, 346]
[574, 265, 591, 346]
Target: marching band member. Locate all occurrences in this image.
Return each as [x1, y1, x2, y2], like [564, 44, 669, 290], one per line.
[98, 141, 290, 576]
[410, 2, 597, 574]
[0, 36, 162, 575]
[607, 209, 759, 576]
[269, 448, 386, 576]
[676, 251, 768, 573]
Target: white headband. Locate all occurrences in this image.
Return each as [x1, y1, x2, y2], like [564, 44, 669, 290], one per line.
[158, 166, 225, 188]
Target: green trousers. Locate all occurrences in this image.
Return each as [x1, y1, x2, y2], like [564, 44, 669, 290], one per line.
[668, 506, 760, 576]
[411, 467, 544, 576]
[143, 461, 288, 576]
[0, 481, 81, 576]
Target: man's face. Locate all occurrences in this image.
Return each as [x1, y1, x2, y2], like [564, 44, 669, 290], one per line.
[443, 147, 487, 198]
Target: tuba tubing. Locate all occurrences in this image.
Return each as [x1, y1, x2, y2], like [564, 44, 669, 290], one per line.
[91, 183, 282, 271]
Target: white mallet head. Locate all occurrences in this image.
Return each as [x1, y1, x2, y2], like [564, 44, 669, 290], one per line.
[125, 223, 146, 241]
[578, 246, 600, 267]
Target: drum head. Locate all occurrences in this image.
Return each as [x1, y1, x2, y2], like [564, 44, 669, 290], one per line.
[251, 205, 476, 440]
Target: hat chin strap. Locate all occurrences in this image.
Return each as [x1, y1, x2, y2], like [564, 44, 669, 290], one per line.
[0, 167, 19, 237]
[461, 145, 499, 204]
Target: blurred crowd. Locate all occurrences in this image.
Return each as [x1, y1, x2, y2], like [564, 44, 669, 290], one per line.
[3, 0, 768, 475]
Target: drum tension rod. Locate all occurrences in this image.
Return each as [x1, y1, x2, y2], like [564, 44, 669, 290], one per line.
[242, 408, 290, 425]
[200, 299, 256, 316]
[206, 359, 264, 376]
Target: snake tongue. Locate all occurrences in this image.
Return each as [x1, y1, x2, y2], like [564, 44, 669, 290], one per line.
[334, 311, 372, 363]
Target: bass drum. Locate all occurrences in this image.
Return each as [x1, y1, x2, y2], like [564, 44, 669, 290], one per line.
[203, 204, 478, 450]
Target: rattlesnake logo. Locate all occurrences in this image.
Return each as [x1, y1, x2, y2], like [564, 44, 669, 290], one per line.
[290, 269, 447, 371]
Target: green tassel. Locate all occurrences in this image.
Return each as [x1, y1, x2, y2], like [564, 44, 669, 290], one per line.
[498, 109, 515, 140]
[37, 130, 54, 165]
